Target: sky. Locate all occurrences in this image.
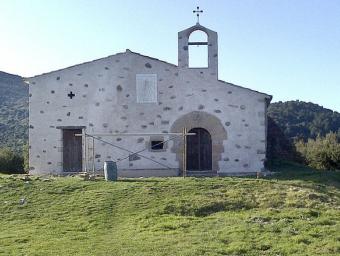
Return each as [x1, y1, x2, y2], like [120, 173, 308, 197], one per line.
[0, 0, 339, 111]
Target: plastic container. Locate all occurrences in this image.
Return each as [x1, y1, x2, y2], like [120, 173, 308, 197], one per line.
[104, 161, 117, 181]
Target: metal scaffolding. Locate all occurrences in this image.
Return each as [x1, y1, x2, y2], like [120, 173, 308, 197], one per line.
[75, 130, 195, 177]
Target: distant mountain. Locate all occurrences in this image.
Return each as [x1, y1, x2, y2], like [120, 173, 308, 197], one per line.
[0, 71, 28, 152]
[268, 100, 340, 141]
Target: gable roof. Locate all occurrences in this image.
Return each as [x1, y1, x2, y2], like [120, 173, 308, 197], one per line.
[25, 49, 272, 100]
[25, 49, 176, 80]
[218, 79, 272, 100]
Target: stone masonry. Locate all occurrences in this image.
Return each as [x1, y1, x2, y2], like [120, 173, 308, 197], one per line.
[27, 23, 272, 176]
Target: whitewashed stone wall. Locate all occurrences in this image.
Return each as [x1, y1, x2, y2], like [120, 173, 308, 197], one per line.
[28, 24, 271, 176]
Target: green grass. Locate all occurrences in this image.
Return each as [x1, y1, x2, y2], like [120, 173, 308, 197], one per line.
[0, 163, 339, 256]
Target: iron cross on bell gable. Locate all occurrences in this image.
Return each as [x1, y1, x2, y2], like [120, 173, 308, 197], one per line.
[193, 6, 203, 24]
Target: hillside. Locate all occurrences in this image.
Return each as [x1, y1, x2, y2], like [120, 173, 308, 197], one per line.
[0, 71, 28, 152]
[1, 164, 339, 255]
[0, 70, 339, 155]
[268, 101, 340, 141]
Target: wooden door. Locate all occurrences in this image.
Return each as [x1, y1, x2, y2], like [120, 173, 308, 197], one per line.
[187, 128, 212, 171]
[63, 129, 82, 172]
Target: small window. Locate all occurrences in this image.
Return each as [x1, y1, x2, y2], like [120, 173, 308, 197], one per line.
[136, 74, 157, 103]
[151, 140, 164, 150]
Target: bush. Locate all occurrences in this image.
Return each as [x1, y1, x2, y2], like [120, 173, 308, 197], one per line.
[295, 132, 340, 170]
[23, 144, 29, 172]
[0, 148, 25, 174]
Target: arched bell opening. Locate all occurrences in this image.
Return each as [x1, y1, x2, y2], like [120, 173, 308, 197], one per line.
[188, 30, 208, 68]
[178, 24, 218, 77]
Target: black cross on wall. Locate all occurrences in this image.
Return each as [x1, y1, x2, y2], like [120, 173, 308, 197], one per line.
[68, 91, 75, 99]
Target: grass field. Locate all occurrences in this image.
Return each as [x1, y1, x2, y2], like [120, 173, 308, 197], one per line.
[0, 162, 339, 255]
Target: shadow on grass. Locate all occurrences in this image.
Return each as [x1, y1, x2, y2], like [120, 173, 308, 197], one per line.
[266, 160, 340, 188]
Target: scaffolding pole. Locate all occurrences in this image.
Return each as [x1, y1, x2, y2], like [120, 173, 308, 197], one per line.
[75, 131, 195, 174]
[83, 129, 87, 173]
[182, 127, 187, 178]
[92, 136, 95, 175]
[75, 132, 195, 137]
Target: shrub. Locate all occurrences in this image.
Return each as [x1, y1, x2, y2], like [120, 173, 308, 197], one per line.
[0, 148, 25, 174]
[23, 144, 29, 172]
[295, 132, 340, 170]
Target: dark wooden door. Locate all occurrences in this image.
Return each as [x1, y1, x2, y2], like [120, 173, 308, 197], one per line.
[187, 128, 212, 171]
[63, 129, 82, 172]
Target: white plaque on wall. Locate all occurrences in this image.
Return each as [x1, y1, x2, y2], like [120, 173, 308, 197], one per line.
[136, 74, 157, 103]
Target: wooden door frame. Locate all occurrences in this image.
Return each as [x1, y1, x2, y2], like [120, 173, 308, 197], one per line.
[57, 126, 85, 172]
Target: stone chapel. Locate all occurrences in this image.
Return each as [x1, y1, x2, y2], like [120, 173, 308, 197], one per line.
[26, 22, 272, 177]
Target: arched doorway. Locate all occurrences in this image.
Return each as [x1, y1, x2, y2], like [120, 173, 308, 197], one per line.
[170, 111, 227, 173]
[187, 128, 212, 171]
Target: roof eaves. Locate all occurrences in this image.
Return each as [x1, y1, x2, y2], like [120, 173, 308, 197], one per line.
[25, 50, 178, 81]
[127, 50, 178, 68]
[25, 51, 128, 80]
[218, 79, 272, 100]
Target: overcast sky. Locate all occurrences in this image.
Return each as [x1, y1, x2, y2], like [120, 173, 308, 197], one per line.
[0, 0, 339, 111]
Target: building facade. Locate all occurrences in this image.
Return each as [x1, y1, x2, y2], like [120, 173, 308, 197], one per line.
[27, 23, 272, 177]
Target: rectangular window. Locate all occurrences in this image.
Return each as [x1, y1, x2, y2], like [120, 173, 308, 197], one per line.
[136, 74, 157, 103]
[151, 140, 164, 150]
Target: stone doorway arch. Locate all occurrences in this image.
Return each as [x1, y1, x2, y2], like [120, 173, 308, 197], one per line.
[170, 111, 227, 174]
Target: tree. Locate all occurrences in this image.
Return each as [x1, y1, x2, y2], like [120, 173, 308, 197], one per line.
[295, 132, 340, 170]
[268, 100, 340, 141]
[0, 148, 25, 174]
